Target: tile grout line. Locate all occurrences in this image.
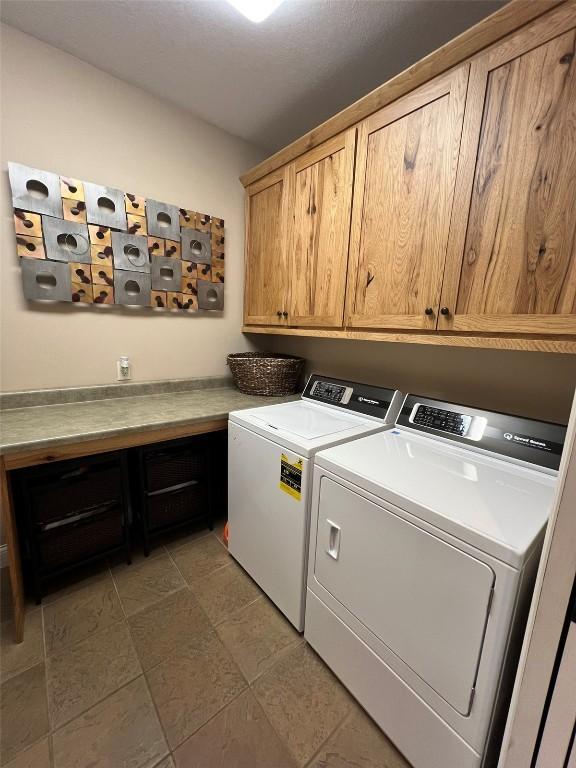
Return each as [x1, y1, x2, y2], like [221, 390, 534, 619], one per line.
[49, 674, 154, 743]
[108, 559, 174, 760]
[245, 638, 354, 767]
[244, 640, 319, 766]
[212, 527, 229, 553]
[2, 604, 58, 768]
[138, 590, 250, 758]
[301, 706, 356, 768]
[3, 733, 54, 768]
[0, 608, 43, 685]
[140, 669, 173, 764]
[168, 683, 249, 758]
[108, 560, 129, 621]
[44, 567, 138, 736]
[40, 597, 53, 745]
[110, 554, 189, 622]
[48, 732, 55, 768]
[41, 566, 110, 610]
[108, 543, 169, 580]
[163, 536, 239, 613]
[45, 616, 140, 732]
[247, 679, 301, 766]
[162, 527, 213, 557]
[247, 631, 306, 687]
[210, 590, 264, 629]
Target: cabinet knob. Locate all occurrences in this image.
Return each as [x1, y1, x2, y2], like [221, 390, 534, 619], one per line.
[276, 310, 282, 318]
[282, 311, 288, 318]
[424, 307, 434, 316]
[440, 307, 450, 316]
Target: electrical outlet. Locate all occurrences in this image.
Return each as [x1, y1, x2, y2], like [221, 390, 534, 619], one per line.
[117, 356, 132, 381]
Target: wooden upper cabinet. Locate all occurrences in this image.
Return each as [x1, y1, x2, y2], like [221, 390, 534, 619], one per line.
[346, 67, 468, 330]
[244, 167, 292, 325]
[440, 16, 576, 335]
[288, 129, 356, 327]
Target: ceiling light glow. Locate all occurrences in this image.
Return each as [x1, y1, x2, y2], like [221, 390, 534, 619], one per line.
[227, 0, 284, 23]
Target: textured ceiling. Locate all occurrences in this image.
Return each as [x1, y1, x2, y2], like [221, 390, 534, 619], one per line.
[1, 0, 504, 152]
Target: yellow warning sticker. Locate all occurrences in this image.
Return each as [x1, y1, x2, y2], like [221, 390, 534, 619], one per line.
[279, 453, 303, 501]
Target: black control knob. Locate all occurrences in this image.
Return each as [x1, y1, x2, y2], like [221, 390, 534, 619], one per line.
[424, 307, 434, 316]
[276, 310, 282, 318]
[282, 311, 288, 318]
[440, 307, 450, 316]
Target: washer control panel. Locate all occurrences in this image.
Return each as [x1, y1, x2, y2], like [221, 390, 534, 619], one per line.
[302, 374, 403, 422]
[310, 380, 353, 404]
[411, 405, 472, 437]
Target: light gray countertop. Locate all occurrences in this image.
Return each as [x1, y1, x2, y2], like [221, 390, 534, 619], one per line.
[0, 384, 295, 456]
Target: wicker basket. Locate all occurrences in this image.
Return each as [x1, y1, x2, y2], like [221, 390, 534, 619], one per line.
[227, 352, 304, 396]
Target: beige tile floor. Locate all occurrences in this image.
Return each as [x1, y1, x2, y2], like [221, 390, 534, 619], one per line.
[0, 521, 411, 768]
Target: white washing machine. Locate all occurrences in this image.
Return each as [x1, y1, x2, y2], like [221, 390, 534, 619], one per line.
[305, 394, 566, 768]
[228, 374, 403, 630]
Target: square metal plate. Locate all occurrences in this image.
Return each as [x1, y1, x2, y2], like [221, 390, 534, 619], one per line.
[84, 182, 127, 229]
[151, 255, 182, 291]
[9, 162, 63, 218]
[111, 231, 150, 272]
[21, 258, 72, 301]
[42, 216, 91, 263]
[197, 279, 224, 310]
[181, 229, 211, 264]
[146, 199, 180, 240]
[114, 270, 151, 306]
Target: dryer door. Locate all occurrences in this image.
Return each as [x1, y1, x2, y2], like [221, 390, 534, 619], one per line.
[314, 476, 495, 715]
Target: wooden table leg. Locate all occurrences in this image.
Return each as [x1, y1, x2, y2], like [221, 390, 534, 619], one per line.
[1, 458, 25, 643]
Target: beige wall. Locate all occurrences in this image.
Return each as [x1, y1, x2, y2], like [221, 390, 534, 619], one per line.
[2, 27, 575, 421]
[256, 336, 576, 425]
[0, 24, 263, 392]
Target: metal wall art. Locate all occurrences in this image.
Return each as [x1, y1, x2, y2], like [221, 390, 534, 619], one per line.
[8, 162, 225, 312]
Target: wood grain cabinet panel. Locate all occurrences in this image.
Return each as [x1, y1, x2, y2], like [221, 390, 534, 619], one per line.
[440, 21, 576, 335]
[288, 129, 355, 327]
[345, 67, 468, 330]
[244, 168, 292, 325]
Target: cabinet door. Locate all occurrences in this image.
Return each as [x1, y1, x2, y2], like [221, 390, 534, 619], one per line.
[440, 15, 576, 335]
[346, 67, 468, 330]
[288, 129, 355, 327]
[244, 167, 292, 325]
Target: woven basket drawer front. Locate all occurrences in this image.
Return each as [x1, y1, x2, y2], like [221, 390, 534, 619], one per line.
[29, 464, 123, 524]
[147, 483, 208, 532]
[37, 506, 124, 570]
[145, 445, 210, 493]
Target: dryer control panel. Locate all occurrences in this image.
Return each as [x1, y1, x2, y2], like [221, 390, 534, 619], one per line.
[411, 405, 472, 437]
[302, 374, 403, 423]
[398, 394, 566, 472]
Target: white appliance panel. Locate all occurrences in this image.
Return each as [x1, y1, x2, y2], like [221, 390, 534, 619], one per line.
[306, 590, 482, 768]
[314, 476, 495, 715]
[228, 421, 310, 629]
[315, 430, 555, 566]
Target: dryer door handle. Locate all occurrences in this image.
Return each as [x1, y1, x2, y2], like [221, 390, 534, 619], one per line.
[326, 520, 341, 560]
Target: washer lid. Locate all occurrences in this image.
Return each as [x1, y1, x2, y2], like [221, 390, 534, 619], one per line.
[249, 401, 367, 440]
[315, 429, 557, 567]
